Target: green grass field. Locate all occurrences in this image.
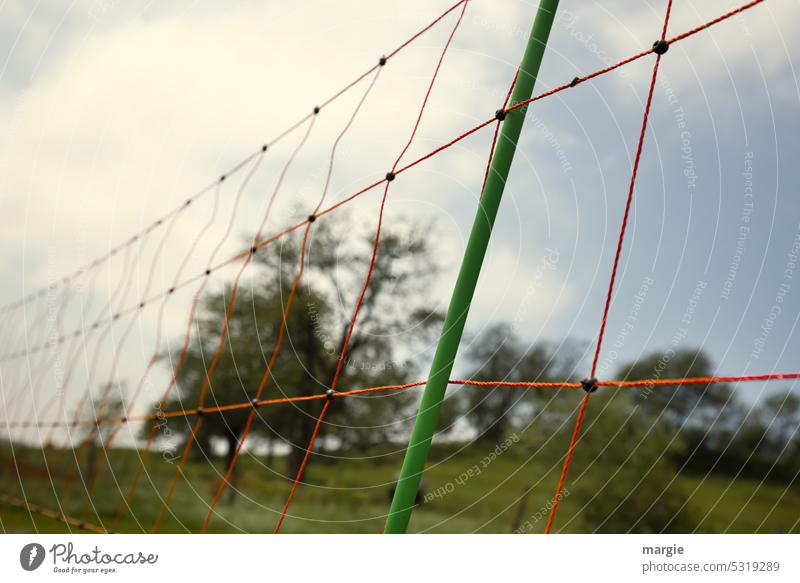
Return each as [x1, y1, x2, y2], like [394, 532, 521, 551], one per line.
[1, 442, 798, 534]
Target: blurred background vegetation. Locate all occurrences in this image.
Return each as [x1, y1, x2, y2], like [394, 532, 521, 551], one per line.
[2, 216, 798, 533]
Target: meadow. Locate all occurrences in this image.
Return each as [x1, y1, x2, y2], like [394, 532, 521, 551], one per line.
[2, 442, 797, 534]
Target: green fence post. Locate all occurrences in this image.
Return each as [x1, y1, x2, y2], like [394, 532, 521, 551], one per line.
[385, 0, 561, 533]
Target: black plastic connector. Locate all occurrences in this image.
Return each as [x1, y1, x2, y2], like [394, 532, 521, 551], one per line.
[379, 55, 387, 66]
[325, 389, 336, 401]
[495, 108, 507, 121]
[168, 287, 176, 294]
[581, 377, 599, 393]
[308, 214, 316, 223]
[313, 106, 320, 114]
[195, 407, 205, 417]
[220, 174, 226, 182]
[251, 398, 260, 409]
[385, 171, 396, 182]
[570, 76, 580, 87]
[250, 246, 258, 255]
[652, 39, 669, 55]
[205, 269, 211, 276]
[262, 144, 268, 152]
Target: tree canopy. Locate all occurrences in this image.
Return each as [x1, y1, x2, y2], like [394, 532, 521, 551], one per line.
[150, 215, 444, 490]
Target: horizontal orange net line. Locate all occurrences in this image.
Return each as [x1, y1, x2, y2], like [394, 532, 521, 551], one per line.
[2, 372, 797, 430]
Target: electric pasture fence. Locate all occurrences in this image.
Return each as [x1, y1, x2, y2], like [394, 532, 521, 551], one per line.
[0, 0, 786, 535]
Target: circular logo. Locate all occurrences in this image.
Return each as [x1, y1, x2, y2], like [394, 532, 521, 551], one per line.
[19, 543, 46, 571]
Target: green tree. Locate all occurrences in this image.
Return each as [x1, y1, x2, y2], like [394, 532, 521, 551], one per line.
[759, 390, 800, 454]
[74, 394, 123, 489]
[150, 216, 443, 494]
[460, 324, 576, 443]
[620, 348, 734, 432]
[568, 392, 698, 533]
[719, 388, 800, 482]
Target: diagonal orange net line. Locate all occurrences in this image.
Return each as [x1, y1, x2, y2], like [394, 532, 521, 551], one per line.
[27, 263, 127, 508]
[544, 0, 675, 534]
[81, 182, 226, 518]
[272, 399, 332, 533]
[60, 203, 190, 516]
[0, 0, 470, 319]
[200, 66, 384, 533]
[9, 284, 77, 452]
[0, 0, 776, 535]
[112, 153, 267, 529]
[272, 0, 470, 532]
[480, 67, 520, 200]
[0, 0, 766, 365]
[150, 118, 318, 533]
[54, 229, 165, 509]
[505, 0, 767, 119]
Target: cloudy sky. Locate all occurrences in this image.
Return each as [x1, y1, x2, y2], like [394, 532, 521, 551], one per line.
[1, 0, 798, 441]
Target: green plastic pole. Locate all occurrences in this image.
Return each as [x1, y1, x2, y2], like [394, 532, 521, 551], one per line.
[385, 0, 561, 533]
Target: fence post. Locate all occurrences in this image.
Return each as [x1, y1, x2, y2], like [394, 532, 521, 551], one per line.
[385, 0, 561, 533]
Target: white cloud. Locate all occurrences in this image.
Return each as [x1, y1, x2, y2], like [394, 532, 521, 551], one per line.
[1, 0, 797, 438]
